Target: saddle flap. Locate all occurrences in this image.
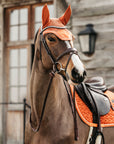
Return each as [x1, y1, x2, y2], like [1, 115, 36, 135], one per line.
[88, 88, 110, 115]
[75, 83, 111, 116]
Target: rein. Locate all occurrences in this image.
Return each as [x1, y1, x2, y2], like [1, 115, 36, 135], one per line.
[30, 26, 78, 140]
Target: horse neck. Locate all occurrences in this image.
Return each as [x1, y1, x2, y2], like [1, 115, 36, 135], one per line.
[30, 60, 69, 125]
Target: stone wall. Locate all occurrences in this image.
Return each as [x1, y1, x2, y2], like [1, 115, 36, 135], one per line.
[66, 0, 114, 87]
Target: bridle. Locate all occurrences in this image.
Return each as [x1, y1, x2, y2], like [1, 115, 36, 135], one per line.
[40, 26, 78, 75]
[30, 26, 78, 140]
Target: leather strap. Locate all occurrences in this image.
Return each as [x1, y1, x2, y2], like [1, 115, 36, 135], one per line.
[56, 48, 78, 61]
[30, 71, 55, 132]
[41, 32, 78, 73]
[40, 25, 78, 73]
[41, 33, 56, 64]
[73, 86, 78, 140]
[63, 80, 79, 140]
[40, 26, 67, 34]
[75, 83, 105, 144]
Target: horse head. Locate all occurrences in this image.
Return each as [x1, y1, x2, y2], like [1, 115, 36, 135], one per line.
[35, 4, 86, 84]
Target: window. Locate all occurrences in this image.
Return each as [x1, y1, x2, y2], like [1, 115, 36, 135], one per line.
[4, 3, 54, 144]
[5, 2, 54, 104]
[5, 3, 54, 42]
[9, 48, 27, 102]
[10, 8, 28, 41]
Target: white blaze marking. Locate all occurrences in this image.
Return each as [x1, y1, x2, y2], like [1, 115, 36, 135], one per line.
[71, 54, 85, 76]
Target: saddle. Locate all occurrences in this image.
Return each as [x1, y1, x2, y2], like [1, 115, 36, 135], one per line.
[70, 77, 114, 143]
[75, 76, 110, 116]
[70, 76, 114, 128]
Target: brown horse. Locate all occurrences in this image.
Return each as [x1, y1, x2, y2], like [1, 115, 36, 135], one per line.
[25, 5, 114, 144]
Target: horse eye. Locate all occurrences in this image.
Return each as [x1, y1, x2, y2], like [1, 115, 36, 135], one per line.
[48, 37, 56, 42]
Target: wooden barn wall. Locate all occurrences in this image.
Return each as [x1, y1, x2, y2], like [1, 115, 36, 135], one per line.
[66, 0, 114, 87]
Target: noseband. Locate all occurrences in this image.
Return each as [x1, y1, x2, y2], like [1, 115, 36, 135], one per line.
[30, 26, 78, 140]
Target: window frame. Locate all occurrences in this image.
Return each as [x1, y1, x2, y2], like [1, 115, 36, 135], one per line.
[5, 1, 53, 44]
[4, 2, 54, 110]
[5, 5, 31, 43]
[6, 45, 31, 110]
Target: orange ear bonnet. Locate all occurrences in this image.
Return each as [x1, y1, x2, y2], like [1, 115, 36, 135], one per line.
[41, 4, 74, 41]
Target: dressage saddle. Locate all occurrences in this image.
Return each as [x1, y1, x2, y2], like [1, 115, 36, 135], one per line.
[75, 76, 111, 143]
[75, 76, 111, 116]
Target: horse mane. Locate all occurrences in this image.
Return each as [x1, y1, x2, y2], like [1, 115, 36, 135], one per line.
[34, 29, 39, 45]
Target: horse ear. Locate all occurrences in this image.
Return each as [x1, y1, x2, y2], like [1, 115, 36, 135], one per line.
[42, 4, 50, 27]
[59, 5, 71, 26]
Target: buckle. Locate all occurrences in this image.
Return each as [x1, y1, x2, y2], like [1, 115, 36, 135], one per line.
[53, 62, 65, 73]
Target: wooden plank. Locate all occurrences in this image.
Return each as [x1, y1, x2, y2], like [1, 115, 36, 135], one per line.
[72, 31, 114, 52]
[67, 0, 114, 7]
[106, 78, 114, 87]
[96, 40, 114, 51]
[96, 32, 114, 44]
[72, 23, 114, 34]
[87, 68, 114, 77]
[72, 14, 114, 26]
[70, 0, 114, 8]
[72, 27, 114, 51]
[95, 23, 114, 33]
[79, 50, 114, 69]
[86, 68, 114, 86]
[72, 3, 114, 17]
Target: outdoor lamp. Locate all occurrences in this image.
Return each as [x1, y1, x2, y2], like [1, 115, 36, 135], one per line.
[78, 24, 97, 55]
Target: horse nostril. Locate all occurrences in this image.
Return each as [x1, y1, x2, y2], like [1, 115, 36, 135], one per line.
[72, 68, 78, 79]
[71, 68, 86, 83]
[83, 70, 87, 78]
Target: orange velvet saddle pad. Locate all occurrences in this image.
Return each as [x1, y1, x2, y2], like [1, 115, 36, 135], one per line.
[70, 85, 114, 128]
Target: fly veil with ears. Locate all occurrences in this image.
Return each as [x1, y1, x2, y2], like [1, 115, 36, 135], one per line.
[34, 4, 77, 71]
[30, 4, 78, 140]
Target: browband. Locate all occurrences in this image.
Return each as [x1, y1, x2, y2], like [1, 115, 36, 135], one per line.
[40, 26, 67, 34]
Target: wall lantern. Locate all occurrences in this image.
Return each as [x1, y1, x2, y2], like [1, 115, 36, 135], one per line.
[78, 24, 97, 55]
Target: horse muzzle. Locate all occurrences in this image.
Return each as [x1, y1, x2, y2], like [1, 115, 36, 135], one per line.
[66, 54, 87, 84]
[71, 67, 87, 83]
